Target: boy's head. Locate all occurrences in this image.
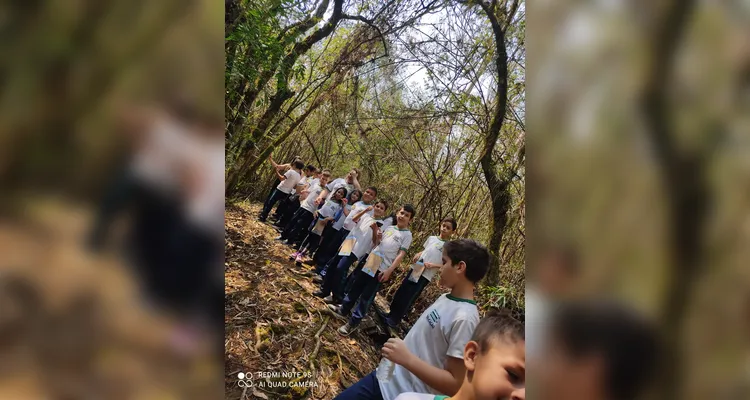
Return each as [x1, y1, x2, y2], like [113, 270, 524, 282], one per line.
[293, 160, 305, 170]
[538, 301, 660, 400]
[440, 217, 457, 238]
[463, 312, 526, 400]
[439, 239, 490, 288]
[346, 168, 359, 183]
[319, 169, 332, 186]
[362, 186, 378, 203]
[374, 200, 388, 218]
[304, 165, 317, 176]
[395, 204, 415, 227]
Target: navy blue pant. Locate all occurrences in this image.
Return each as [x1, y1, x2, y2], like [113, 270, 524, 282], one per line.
[275, 200, 299, 228]
[320, 253, 358, 302]
[281, 208, 314, 243]
[334, 371, 383, 400]
[386, 272, 430, 327]
[344, 254, 367, 295]
[342, 269, 381, 326]
[260, 189, 288, 220]
[315, 228, 349, 269]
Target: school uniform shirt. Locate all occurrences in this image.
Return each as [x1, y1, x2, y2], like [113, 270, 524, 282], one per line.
[347, 214, 378, 259]
[317, 199, 342, 219]
[293, 175, 310, 195]
[332, 203, 352, 230]
[417, 236, 446, 281]
[301, 183, 326, 212]
[379, 294, 480, 400]
[325, 177, 355, 200]
[342, 201, 374, 231]
[276, 169, 301, 194]
[371, 226, 412, 271]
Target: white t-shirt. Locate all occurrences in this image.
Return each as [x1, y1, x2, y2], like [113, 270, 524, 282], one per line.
[417, 236, 446, 282]
[326, 178, 355, 200]
[294, 175, 310, 194]
[317, 199, 342, 219]
[394, 394, 446, 400]
[343, 201, 374, 231]
[276, 169, 301, 194]
[301, 183, 326, 212]
[379, 294, 480, 400]
[332, 203, 351, 230]
[525, 286, 550, 361]
[371, 226, 412, 271]
[347, 214, 378, 259]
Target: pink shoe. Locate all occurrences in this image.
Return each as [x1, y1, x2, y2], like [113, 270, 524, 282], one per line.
[289, 251, 299, 260]
[295, 251, 307, 263]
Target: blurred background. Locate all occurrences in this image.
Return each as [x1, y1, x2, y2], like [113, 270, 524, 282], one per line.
[528, 0, 750, 399]
[0, 0, 224, 398]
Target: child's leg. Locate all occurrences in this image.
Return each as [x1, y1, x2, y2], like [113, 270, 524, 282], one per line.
[332, 371, 384, 400]
[402, 277, 431, 321]
[281, 208, 304, 239]
[291, 212, 315, 245]
[305, 226, 327, 255]
[272, 195, 290, 219]
[321, 254, 357, 298]
[386, 275, 421, 326]
[333, 254, 359, 303]
[340, 270, 369, 315]
[349, 274, 381, 326]
[259, 189, 286, 220]
[315, 228, 348, 266]
[344, 254, 367, 295]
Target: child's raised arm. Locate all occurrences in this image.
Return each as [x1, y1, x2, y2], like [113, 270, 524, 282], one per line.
[352, 205, 373, 223]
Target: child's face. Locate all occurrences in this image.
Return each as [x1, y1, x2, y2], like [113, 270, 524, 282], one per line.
[346, 170, 358, 182]
[306, 169, 315, 177]
[374, 203, 386, 218]
[319, 174, 331, 186]
[438, 248, 461, 288]
[395, 208, 413, 227]
[362, 189, 376, 203]
[465, 339, 526, 400]
[350, 191, 361, 202]
[439, 221, 455, 237]
[333, 189, 345, 201]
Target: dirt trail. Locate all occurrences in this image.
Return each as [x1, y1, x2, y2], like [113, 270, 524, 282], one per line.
[225, 202, 390, 400]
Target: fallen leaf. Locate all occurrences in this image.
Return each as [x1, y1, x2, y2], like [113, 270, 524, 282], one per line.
[252, 389, 269, 399]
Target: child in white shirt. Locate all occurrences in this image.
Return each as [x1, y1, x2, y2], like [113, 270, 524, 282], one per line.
[291, 187, 347, 263]
[259, 159, 303, 222]
[328, 204, 416, 335]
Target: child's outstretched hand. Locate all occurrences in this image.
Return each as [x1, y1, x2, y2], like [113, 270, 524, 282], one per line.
[382, 338, 413, 366]
[366, 205, 374, 212]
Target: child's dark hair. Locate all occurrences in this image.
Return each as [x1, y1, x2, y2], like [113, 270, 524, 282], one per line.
[551, 300, 661, 400]
[366, 186, 378, 196]
[376, 199, 388, 210]
[348, 189, 362, 203]
[443, 239, 490, 283]
[334, 187, 348, 202]
[472, 311, 524, 353]
[400, 204, 416, 219]
[441, 217, 457, 231]
[293, 160, 305, 169]
[305, 164, 316, 172]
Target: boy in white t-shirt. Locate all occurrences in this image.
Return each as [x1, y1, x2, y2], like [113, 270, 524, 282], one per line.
[277, 170, 331, 245]
[328, 204, 416, 336]
[314, 168, 361, 205]
[385, 217, 457, 328]
[393, 312, 526, 400]
[259, 159, 304, 222]
[272, 163, 317, 224]
[333, 239, 490, 400]
[314, 200, 388, 304]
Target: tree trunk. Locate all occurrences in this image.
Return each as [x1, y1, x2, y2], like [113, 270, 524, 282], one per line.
[474, 1, 512, 287]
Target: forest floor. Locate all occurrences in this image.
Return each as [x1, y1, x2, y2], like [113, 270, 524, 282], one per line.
[224, 202, 398, 400]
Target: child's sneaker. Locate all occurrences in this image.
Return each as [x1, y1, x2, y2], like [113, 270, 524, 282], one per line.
[337, 322, 358, 336]
[323, 295, 336, 304]
[289, 251, 299, 260]
[312, 276, 323, 284]
[295, 252, 307, 264]
[326, 304, 348, 321]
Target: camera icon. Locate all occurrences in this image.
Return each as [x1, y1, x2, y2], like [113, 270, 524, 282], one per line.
[237, 372, 254, 388]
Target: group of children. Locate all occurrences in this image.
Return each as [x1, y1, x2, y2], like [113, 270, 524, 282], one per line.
[259, 157, 454, 332]
[259, 156, 660, 400]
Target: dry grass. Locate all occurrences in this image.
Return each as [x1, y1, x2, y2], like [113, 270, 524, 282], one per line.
[224, 202, 383, 400]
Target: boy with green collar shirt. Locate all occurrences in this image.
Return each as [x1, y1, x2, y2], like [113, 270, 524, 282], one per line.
[333, 239, 490, 400]
[328, 204, 416, 335]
